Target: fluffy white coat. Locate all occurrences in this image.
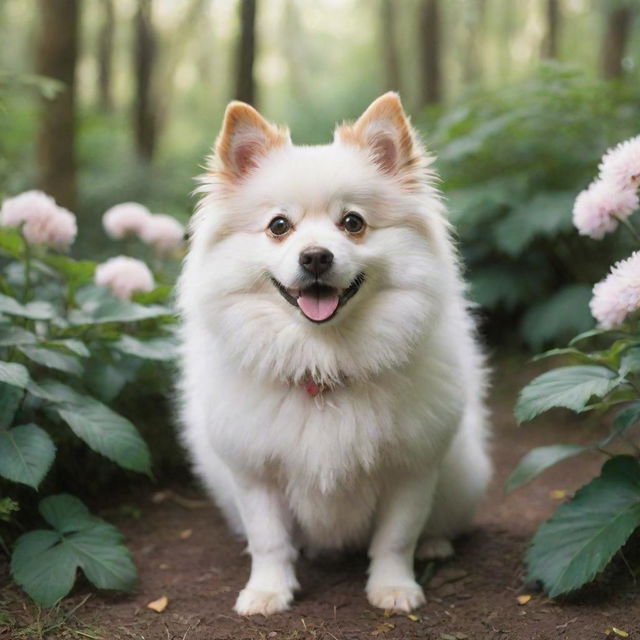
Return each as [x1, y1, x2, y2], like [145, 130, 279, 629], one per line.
[177, 93, 491, 616]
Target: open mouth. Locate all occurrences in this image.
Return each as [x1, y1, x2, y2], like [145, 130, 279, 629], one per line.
[271, 273, 365, 323]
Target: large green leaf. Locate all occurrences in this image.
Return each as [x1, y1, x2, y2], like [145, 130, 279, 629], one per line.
[0, 423, 55, 488]
[0, 227, 25, 257]
[69, 285, 172, 325]
[0, 325, 37, 347]
[0, 361, 29, 388]
[0, 382, 23, 428]
[29, 380, 151, 474]
[516, 365, 622, 424]
[527, 456, 640, 597]
[41, 339, 90, 358]
[18, 346, 83, 377]
[0, 293, 56, 320]
[44, 255, 95, 284]
[11, 494, 137, 607]
[111, 334, 178, 361]
[506, 444, 588, 492]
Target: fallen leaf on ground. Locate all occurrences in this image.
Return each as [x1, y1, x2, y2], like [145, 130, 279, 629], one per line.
[517, 594, 532, 605]
[612, 628, 629, 638]
[179, 529, 193, 540]
[147, 595, 169, 613]
[407, 614, 419, 621]
[550, 489, 567, 500]
[372, 622, 395, 635]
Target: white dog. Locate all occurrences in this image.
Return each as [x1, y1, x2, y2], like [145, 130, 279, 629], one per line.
[177, 93, 490, 616]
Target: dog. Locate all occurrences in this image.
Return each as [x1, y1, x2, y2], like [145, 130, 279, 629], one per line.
[177, 93, 491, 616]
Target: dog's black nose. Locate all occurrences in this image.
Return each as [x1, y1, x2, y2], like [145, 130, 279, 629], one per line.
[299, 247, 334, 277]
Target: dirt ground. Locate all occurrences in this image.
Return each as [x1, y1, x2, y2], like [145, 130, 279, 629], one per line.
[2, 358, 639, 639]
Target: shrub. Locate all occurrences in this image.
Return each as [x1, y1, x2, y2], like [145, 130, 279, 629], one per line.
[428, 65, 640, 348]
[0, 192, 179, 606]
[511, 134, 640, 597]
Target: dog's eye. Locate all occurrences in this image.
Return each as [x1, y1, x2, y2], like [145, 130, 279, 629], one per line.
[342, 212, 366, 234]
[268, 216, 291, 237]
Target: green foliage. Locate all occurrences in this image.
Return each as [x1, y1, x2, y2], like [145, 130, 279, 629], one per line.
[506, 444, 587, 493]
[513, 317, 640, 595]
[431, 67, 640, 347]
[0, 226, 176, 606]
[526, 456, 640, 597]
[11, 494, 136, 607]
[515, 365, 623, 423]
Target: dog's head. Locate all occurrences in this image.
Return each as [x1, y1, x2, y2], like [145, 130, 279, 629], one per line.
[181, 94, 458, 385]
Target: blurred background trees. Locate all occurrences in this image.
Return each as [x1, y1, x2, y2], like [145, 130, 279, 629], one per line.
[1, 0, 640, 348]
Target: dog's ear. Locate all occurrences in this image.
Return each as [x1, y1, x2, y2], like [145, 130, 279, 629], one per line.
[214, 102, 290, 181]
[335, 92, 419, 176]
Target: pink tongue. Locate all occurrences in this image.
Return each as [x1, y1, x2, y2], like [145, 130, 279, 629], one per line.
[297, 292, 339, 322]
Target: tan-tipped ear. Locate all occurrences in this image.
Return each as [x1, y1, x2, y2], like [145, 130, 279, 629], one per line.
[335, 92, 417, 175]
[214, 101, 290, 180]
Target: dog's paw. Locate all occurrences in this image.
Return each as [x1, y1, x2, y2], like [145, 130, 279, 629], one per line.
[415, 537, 454, 561]
[367, 582, 426, 612]
[234, 588, 293, 616]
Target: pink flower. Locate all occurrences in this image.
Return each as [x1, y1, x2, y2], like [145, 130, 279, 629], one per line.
[102, 202, 152, 239]
[0, 190, 77, 249]
[572, 179, 639, 239]
[599, 135, 640, 190]
[590, 251, 640, 329]
[95, 256, 154, 300]
[140, 214, 185, 254]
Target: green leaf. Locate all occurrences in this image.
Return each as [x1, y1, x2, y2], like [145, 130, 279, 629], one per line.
[0, 227, 25, 257]
[0, 424, 55, 488]
[110, 334, 178, 361]
[0, 361, 29, 388]
[44, 255, 95, 284]
[83, 359, 129, 402]
[11, 494, 137, 607]
[0, 325, 37, 347]
[506, 444, 588, 492]
[41, 339, 90, 358]
[0, 382, 23, 427]
[613, 402, 640, 436]
[521, 285, 594, 350]
[31, 380, 151, 474]
[18, 346, 83, 377]
[0, 293, 56, 320]
[619, 347, 640, 376]
[527, 456, 640, 597]
[516, 365, 622, 424]
[569, 328, 616, 346]
[531, 348, 598, 365]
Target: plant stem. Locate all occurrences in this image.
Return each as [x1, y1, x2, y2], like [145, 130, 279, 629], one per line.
[23, 238, 32, 302]
[618, 215, 640, 244]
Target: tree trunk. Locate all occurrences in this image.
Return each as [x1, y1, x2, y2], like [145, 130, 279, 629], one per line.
[133, 0, 157, 161]
[541, 0, 560, 59]
[601, 5, 634, 79]
[36, 0, 78, 211]
[234, 0, 257, 105]
[462, 0, 486, 85]
[97, 0, 115, 112]
[418, 0, 442, 107]
[380, 0, 401, 93]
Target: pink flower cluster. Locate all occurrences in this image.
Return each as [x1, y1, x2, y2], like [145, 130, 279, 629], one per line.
[573, 136, 640, 239]
[102, 202, 185, 254]
[95, 256, 155, 300]
[590, 251, 640, 329]
[0, 190, 77, 249]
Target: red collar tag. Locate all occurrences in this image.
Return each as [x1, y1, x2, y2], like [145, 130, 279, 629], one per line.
[302, 380, 323, 396]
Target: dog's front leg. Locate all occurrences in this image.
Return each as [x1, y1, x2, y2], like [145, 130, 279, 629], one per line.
[233, 477, 299, 616]
[366, 469, 438, 612]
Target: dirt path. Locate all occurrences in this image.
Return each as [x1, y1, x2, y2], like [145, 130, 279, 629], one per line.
[2, 358, 639, 639]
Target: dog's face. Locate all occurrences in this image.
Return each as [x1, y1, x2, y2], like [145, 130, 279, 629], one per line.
[182, 93, 454, 385]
